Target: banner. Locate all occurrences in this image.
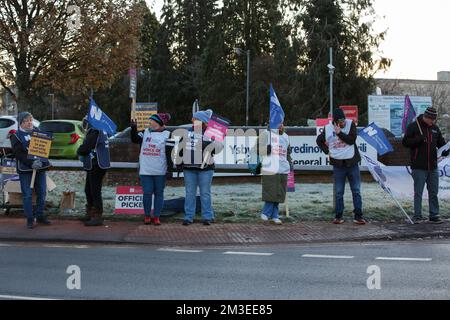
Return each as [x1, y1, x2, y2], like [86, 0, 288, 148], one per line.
[368, 95, 432, 137]
[363, 155, 450, 199]
[204, 113, 230, 142]
[358, 123, 394, 156]
[88, 98, 117, 136]
[0, 158, 19, 188]
[27, 131, 53, 160]
[287, 171, 295, 192]
[134, 102, 158, 131]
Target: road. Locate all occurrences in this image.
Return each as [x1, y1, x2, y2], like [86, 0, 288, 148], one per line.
[0, 240, 449, 300]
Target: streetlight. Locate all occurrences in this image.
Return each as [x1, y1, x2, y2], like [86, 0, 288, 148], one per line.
[327, 47, 335, 119]
[48, 93, 55, 120]
[234, 47, 250, 127]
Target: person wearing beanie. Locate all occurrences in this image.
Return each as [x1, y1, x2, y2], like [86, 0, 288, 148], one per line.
[10, 112, 52, 229]
[402, 106, 449, 224]
[175, 109, 224, 226]
[130, 113, 174, 225]
[316, 108, 366, 225]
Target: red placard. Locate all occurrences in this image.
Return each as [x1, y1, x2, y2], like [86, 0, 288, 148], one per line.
[340, 106, 358, 125]
[115, 186, 147, 214]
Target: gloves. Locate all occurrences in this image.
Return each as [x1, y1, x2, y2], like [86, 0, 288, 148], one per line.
[442, 149, 450, 157]
[31, 160, 43, 169]
[130, 119, 137, 129]
[267, 145, 272, 155]
[78, 155, 86, 163]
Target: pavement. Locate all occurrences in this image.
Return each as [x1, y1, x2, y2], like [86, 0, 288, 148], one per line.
[1, 216, 450, 246]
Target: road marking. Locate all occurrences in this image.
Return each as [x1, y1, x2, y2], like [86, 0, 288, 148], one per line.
[302, 254, 354, 259]
[157, 248, 204, 253]
[223, 251, 274, 256]
[0, 294, 59, 300]
[375, 257, 432, 262]
[0, 243, 12, 247]
[42, 244, 90, 249]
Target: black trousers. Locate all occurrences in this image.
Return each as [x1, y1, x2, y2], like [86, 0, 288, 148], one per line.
[85, 165, 107, 211]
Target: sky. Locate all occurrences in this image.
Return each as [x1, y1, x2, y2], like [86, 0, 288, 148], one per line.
[146, 0, 450, 81]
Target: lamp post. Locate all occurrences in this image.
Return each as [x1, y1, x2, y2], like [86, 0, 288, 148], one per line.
[235, 47, 250, 127]
[48, 93, 55, 120]
[327, 47, 335, 118]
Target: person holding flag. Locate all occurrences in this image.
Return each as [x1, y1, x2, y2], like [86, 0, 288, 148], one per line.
[259, 85, 293, 225]
[176, 109, 224, 226]
[402, 106, 449, 224]
[77, 99, 115, 227]
[10, 112, 52, 229]
[316, 108, 366, 225]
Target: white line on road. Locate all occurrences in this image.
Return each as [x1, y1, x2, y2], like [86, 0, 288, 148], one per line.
[223, 251, 274, 256]
[302, 254, 355, 259]
[375, 257, 432, 262]
[157, 248, 204, 253]
[0, 294, 59, 300]
[0, 243, 12, 247]
[42, 244, 90, 249]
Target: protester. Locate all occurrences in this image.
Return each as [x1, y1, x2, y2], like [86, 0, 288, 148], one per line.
[316, 108, 366, 225]
[10, 112, 52, 229]
[176, 110, 223, 226]
[402, 107, 449, 224]
[77, 117, 111, 226]
[259, 123, 293, 225]
[131, 113, 174, 225]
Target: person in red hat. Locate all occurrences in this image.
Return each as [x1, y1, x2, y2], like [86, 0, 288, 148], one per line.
[131, 113, 174, 225]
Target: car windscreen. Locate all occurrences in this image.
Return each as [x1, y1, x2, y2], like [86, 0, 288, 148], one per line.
[0, 118, 15, 129]
[39, 122, 75, 133]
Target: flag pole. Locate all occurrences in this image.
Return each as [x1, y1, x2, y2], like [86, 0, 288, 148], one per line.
[386, 190, 414, 225]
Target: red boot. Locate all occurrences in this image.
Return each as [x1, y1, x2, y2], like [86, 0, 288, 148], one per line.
[153, 217, 161, 226]
[144, 216, 151, 225]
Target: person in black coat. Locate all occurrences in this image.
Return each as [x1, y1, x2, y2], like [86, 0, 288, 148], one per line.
[77, 117, 111, 226]
[402, 107, 449, 224]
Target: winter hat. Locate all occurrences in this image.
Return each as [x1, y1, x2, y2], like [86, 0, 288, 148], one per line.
[424, 107, 437, 120]
[17, 112, 32, 125]
[150, 113, 171, 126]
[193, 109, 213, 124]
[333, 108, 346, 123]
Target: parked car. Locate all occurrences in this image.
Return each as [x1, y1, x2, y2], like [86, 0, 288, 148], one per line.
[38, 120, 85, 159]
[0, 115, 40, 154]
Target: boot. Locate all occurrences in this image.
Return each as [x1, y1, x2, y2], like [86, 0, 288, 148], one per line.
[84, 208, 104, 227]
[79, 205, 93, 222]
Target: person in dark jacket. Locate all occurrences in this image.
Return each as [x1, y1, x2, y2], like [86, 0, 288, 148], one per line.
[316, 108, 366, 225]
[402, 107, 449, 224]
[175, 110, 224, 226]
[77, 117, 111, 226]
[10, 112, 52, 229]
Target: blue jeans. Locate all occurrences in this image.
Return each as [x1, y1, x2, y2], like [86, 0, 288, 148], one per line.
[183, 170, 214, 222]
[262, 202, 279, 219]
[412, 169, 439, 219]
[140, 175, 166, 217]
[19, 171, 47, 220]
[333, 165, 363, 218]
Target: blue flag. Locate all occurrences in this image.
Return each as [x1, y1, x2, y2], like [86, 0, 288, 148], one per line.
[359, 123, 394, 156]
[269, 84, 285, 129]
[88, 98, 117, 136]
